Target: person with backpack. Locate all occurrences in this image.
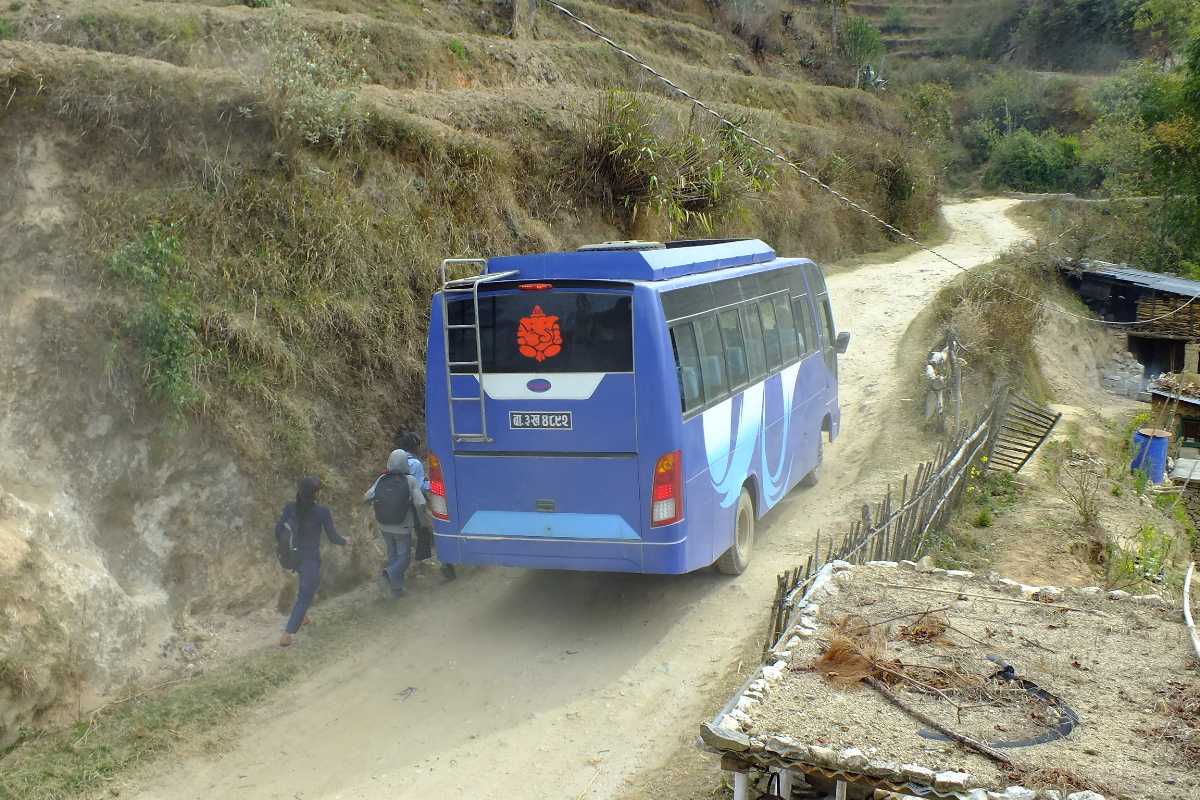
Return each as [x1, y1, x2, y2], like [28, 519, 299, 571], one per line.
[363, 449, 427, 597]
[274, 476, 350, 648]
[395, 429, 456, 580]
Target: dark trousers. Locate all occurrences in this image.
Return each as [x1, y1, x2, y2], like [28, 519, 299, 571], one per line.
[285, 557, 320, 634]
[415, 521, 433, 561]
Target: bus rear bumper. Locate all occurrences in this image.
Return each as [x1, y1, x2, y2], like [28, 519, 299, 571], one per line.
[434, 532, 691, 574]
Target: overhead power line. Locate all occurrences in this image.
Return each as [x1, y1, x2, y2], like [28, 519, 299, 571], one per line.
[544, 0, 1199, 329]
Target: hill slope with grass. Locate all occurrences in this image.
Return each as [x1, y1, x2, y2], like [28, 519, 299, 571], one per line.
[0, 0, 941, 745]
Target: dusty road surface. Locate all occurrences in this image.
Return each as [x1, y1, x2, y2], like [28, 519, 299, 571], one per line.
[129, 198, 1031, 800]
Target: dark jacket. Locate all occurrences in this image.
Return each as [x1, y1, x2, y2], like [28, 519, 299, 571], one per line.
[276, 502, 346, 559]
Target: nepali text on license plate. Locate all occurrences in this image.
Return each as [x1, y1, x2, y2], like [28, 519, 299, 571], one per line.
[509, 411, 572, 430]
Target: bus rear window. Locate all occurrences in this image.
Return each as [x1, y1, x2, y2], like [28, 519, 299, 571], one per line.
[447, 291, 633, 374]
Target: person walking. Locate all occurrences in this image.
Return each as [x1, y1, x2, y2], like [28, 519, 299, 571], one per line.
[396, 430, 456, 580]
[364, 449, 426, 597]
[275, 476, 350, 648]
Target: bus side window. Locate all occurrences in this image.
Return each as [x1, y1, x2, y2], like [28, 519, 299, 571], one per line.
[820, 296, 836, 346]
[695, 314, 730, 403]
[742, 305, 767, 380]
[791, 296, 813, 355]
[718, 308, 750, 389]
[758, 300, 783, 372]
[670, 322, 704, 413]
[773, 295, 799, 363]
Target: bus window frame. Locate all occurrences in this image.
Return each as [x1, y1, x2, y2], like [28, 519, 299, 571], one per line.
[665, 280, 813, 421]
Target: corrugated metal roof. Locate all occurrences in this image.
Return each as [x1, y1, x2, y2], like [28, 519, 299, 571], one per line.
[1070, 259, 1200, 298]
[1149, 388, 1200, 406]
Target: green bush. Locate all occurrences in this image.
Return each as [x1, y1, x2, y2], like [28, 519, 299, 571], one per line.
[263, 5, 368, 148]
[904, 83, 955, 144]
[841, 16, 884, 87]
[448, 38, 468, 61]
[243, 0, 278, 7]
[983, 128, 1101, 193]
[581, 91, 776, 234]
[960, 117, 1000, 165]
[0, 15, 14, 39]
[882, 7, 910, 33]
[108, 225, 204, 416]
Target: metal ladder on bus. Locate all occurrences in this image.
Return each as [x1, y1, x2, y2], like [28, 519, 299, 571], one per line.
[439, 258, 519, 444]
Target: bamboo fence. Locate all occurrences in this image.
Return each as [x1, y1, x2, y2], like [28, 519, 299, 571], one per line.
[761, 389, 1017, 658]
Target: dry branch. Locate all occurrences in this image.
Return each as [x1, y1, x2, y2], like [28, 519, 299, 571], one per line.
[864, 677, 1013, 766]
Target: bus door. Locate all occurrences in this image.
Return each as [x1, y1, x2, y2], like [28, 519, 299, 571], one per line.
[441, 285, 644, 544]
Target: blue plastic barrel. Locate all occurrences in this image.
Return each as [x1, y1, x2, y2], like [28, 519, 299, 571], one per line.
[1131, 428, 1171, 484]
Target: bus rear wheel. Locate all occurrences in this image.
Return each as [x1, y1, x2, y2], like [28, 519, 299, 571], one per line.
[716, 489, 755, 575]
[800, 435, 823, 488]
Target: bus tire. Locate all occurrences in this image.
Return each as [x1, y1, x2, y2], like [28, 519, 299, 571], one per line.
[800, 435, 822, 488]
[716, 489, 755, 575]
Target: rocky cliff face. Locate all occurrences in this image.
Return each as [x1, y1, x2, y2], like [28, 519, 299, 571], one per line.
[0, 131, 369, 746]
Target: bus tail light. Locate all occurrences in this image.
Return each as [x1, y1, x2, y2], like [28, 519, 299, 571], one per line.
[429, 453, 450, 521]
[519, 282, 553, 291]
[650, 450, 683, 527]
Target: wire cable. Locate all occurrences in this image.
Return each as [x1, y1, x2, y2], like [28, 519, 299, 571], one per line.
[544, 0, 1200, 328]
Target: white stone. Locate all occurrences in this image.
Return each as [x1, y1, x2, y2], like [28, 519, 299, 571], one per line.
[931, 567, 949, 575]
[1073, 586, 1102, 596]
[1132, 594, 1167, 607]
[795, 628, 815, 638]
[718, 715, 743, 734]
[901, 764, 935, 784]
[786, 636, 801, 649]
[1000, 788, 1036, 800]
[833, 571, 854, 589]
[735, 696, 759, 713]
[933, 771, 972, 791]
[1034, 586, 1064, 602]
[836, 747, 869, 771]
[1107, 589, 1131, 600]
[807, 745, 835, 766]
[729, 708, 752, 724]
[1066, 792, 1106, 800]
[748, 679, 767, 693]
[947, 569, 975, 578]
[964, 789, 988, 800]
[898, 560, 918, 570]
[863, 759, 900, 778]
[866, 560, 899, 567]
[1040, 792, 1063, 800]
[998, 578, 1025, 595]
[762, 663, 785, 681]
[915, 556, 937, 572]
[831, 559, 853, 572]
[804, 604, 821, 616]
[799, 615, 818, 629]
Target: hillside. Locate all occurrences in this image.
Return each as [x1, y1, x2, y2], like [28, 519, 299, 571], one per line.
[0, 0, 940, 746]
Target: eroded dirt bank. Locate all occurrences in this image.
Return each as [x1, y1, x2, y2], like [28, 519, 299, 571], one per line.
[120, 198, 1032, 800]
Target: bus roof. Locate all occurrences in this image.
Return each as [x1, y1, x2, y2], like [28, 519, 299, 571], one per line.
[486, 239, 777, 282]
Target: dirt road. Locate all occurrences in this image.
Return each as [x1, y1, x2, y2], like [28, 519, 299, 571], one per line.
[129, 198, 1031, 800]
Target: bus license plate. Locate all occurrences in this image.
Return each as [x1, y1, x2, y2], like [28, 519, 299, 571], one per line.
[509, 411, 572, 431]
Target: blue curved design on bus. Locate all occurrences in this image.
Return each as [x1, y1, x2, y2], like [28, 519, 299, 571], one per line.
[762, 363, 803, 506]
[705, 384, 766, 509]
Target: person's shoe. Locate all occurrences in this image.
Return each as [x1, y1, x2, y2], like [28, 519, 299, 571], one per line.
[278, 632, 294, 648]
[441, 563, 457, 580]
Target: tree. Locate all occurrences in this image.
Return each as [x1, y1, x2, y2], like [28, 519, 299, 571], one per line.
[841, 16, 884, 87]
[1133, 0, 1200, 63]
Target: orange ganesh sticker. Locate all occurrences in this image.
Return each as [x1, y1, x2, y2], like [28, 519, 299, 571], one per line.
[517, 305, 563, 362]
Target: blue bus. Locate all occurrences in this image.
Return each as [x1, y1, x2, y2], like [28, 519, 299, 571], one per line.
[424, 239, 849, 575]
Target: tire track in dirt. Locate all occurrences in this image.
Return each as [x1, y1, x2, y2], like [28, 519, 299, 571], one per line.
[127, 198, 1031, 800]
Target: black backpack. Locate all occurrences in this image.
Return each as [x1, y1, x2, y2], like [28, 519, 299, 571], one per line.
[275, 511, 301, 571]
[372, 474, 413, 525]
